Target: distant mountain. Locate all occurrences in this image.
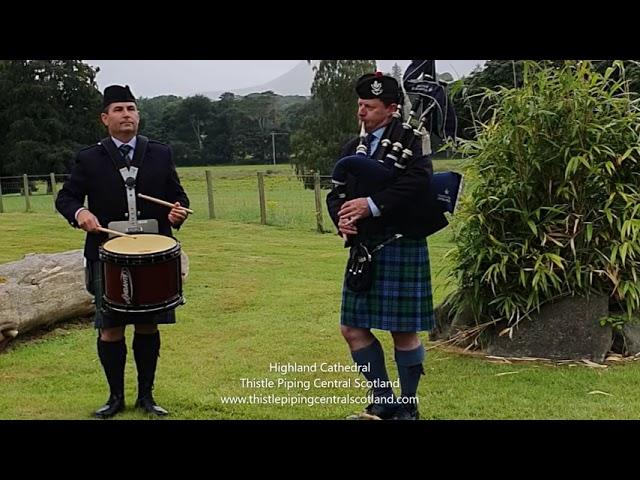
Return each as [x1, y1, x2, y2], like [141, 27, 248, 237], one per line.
[198, 60, 485, 100]
[200, 60, 316, 100]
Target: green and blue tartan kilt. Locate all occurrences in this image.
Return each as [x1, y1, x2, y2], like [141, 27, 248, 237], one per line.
[87, 260, 176, 329]
[340, 235, 434, 332]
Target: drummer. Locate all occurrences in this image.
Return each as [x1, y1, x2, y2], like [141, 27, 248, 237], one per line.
[56, 84, 190, 418]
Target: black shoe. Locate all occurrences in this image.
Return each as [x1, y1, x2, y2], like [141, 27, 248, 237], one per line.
[363, 401, 400, 420]
[391, 403, 420, 420]
[135, 395, 169, 416]
[95, 394, 125, 419]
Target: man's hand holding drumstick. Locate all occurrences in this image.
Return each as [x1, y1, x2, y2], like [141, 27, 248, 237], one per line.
[168, 202, 189, 226]
[136, 193, 193, 227]
[76, 210, 134, 238]
[77, 209, 102, 233]
[76, 194, 193, 232]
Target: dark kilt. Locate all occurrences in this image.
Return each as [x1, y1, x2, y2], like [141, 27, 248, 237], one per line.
[87, 260, 176, 329]
[340, 235, 434, 332]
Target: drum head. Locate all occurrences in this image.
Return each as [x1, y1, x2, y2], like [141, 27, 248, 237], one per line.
[103, 234, 177, 255]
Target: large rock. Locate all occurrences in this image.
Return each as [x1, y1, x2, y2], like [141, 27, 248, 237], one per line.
[619, 321, 640, 355]
[609, 301, 640, 356]
[432, 295, 477, 345]
[486, 295, 612, 362]
[431, 300, 454, 341]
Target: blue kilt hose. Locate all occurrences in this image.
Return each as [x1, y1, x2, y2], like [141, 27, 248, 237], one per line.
[340, 234, 434, 332]
[87, 260, 176, 329]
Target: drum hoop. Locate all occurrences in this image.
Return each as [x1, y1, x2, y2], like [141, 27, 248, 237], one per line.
[99, 242, 181, 263]
[101, 235, 179, 253]
[102, 294, 184, 314]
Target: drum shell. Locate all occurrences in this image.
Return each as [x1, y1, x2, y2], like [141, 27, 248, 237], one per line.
[98, 239, 183, 314]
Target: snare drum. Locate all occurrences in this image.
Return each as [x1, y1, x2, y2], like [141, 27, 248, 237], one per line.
[98, 234, 183, 314]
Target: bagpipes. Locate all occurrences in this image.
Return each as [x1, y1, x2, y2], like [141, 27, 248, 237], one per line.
[331, 60, 463, 237]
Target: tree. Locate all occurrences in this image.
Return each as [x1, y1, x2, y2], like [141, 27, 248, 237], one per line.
[449, 60, 527, 141]
[291, 60, 376, 182]
[160, 95, 218, 165]
[137, 95, 182, 141]
[238, 92, 279, 163]
[450, 60, 640, 141]
[136, 90, 307, 166]
[0, 60, 103, 177]
[391, 63, 403, 83]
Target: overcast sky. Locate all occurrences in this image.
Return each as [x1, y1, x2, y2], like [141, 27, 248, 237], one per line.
[86, 60, 485, 98]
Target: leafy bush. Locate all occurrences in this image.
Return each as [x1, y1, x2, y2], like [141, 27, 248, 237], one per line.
[448, 61, 640, 332]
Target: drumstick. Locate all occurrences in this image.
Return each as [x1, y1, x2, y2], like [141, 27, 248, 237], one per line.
[96, 227, 136, 238]
[137, 193, 194, 214]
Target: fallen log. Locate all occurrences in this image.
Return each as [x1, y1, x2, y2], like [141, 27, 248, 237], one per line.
[0, 250, 94, 349]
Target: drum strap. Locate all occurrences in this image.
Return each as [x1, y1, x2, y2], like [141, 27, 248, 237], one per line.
[119, 166, 140, 228]
[100, 136, 150, 232]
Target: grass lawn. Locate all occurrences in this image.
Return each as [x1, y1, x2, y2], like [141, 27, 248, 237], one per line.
[1, 162, 639, 420]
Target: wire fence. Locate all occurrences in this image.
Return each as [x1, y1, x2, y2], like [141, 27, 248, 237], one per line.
[0, 172, 336, 233]
[0, 160, 463, 233]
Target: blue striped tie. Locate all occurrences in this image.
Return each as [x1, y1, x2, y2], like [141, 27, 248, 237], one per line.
[118, 144, 133, 167]
[365, 133, 376, 156]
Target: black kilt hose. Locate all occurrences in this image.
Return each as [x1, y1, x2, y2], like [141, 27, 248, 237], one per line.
[340, 234, 434, 332]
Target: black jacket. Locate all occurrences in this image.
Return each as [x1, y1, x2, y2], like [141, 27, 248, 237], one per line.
[326, 136, 435, 241]
[56, 136, 189, 260]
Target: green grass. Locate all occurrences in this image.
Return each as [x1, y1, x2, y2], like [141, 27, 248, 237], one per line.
[2, 161, 640, 420]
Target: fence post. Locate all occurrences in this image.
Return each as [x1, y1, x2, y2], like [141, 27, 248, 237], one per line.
[23, 174, 31, 212]
[314, 172, 325, 233]
[257, 172, 267, 225]
[50, 172, 57, 212]
[0, 179, 3, 213]
[205, 170, 216, 219]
